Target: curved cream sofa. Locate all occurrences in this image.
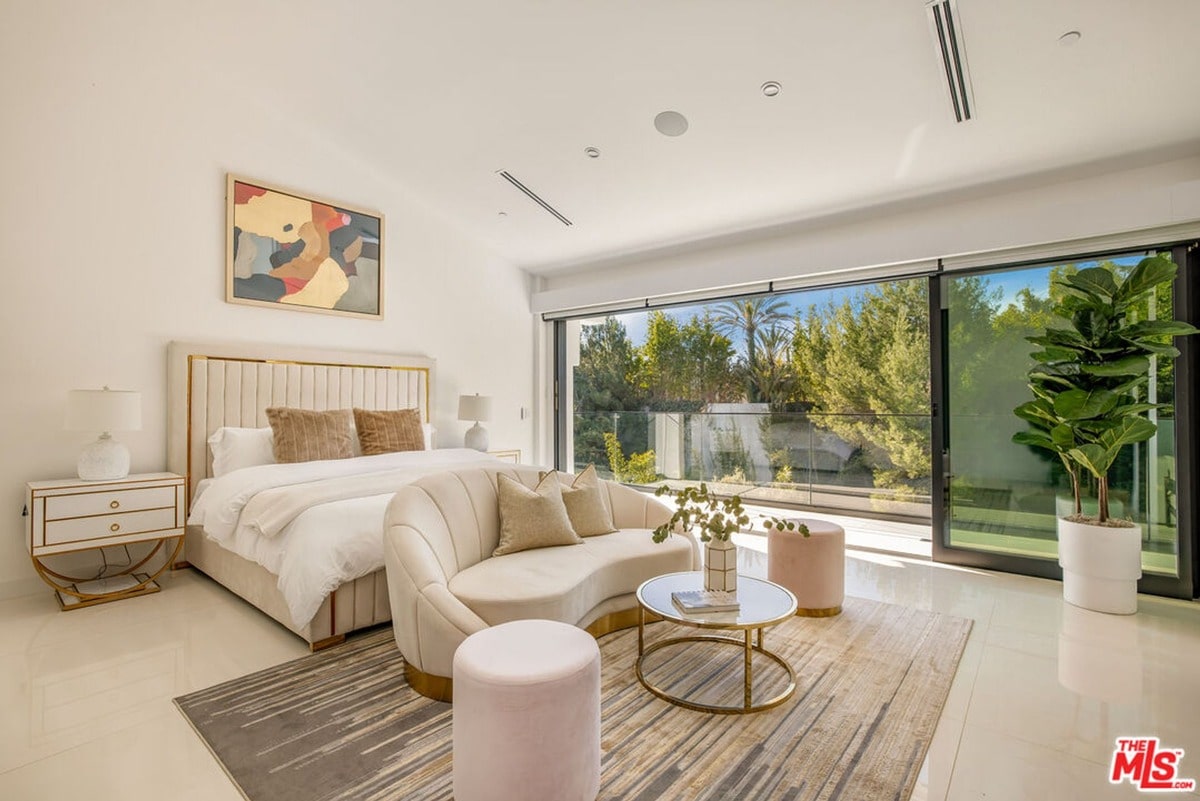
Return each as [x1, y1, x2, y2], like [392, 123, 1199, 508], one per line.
[382, 466, 698, 700]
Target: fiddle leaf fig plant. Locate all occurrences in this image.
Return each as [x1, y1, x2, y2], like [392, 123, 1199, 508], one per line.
[651, 483, 749, 544]
[1013, 255, 1197, 524]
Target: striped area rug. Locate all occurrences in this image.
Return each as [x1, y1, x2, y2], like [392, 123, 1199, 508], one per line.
[175, 597, 971, 801]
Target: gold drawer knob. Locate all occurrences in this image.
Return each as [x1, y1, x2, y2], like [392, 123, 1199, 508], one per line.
[110, 500, 120, 509]
[110, 523, 120, 532]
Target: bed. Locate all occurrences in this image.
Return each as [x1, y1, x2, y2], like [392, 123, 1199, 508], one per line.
[166, 340, 498, 649]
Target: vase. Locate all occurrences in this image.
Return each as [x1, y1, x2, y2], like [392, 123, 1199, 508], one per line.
[1058, 517, 1142, 615]
[704, 538, 737, 592]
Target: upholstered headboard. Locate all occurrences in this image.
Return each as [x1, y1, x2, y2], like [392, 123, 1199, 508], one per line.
[166, 341, 435, 508]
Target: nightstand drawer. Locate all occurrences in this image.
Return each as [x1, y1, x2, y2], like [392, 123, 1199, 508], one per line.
[44, 486, 177, 520]
[42, 508, 179, 547]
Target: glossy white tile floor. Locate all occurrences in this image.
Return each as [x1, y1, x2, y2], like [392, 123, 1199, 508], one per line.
[2, 549, 1198, 800]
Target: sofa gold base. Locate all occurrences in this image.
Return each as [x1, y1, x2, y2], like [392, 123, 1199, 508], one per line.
[404, 607, 660, 702]
[405, 662, 455, 702]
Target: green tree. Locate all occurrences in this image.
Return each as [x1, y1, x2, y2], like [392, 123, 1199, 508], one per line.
[748, 324, 799, 408]
[638, 311, 741, 405]
[712, 297, 790, 402]
[792, 280, 931, 490]
[638, 311, 688, 403]
[603, 432, 658, 484]
[680, 313, 742, 403]
[575, 317, 644, 411]
[573, 317, 648, 472]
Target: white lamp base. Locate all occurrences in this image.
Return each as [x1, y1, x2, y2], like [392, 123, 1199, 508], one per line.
[77, 433, 131, 481]
[464, 422, 489, 452]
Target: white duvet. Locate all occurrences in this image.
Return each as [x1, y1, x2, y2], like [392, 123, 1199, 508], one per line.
[188, 448, 502, 628]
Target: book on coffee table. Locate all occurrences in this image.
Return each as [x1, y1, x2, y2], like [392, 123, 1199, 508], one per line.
[670, 589, 740, 614]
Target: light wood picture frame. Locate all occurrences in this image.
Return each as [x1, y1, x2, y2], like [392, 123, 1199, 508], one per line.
[226, 174, 384, 319]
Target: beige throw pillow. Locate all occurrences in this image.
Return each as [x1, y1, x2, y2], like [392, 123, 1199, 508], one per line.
[493, 472, 583, 556]
[559, 464, 617, 537]
[353, 407, 425, 456]
[265, 407, 354, 463]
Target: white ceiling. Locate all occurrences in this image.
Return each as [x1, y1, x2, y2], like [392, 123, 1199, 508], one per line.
[290, 0, 1200, 273]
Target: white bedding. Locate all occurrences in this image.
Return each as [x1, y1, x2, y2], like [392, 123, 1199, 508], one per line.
[188, 448, 501, 628]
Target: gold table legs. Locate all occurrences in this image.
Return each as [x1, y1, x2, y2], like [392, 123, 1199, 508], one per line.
[635, 606, 797, 715]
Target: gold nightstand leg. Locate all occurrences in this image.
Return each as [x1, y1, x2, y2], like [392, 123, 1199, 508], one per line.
[31, 535, 184, 609]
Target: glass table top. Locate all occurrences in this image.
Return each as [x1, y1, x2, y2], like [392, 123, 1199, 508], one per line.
[636, 571, 797, 629]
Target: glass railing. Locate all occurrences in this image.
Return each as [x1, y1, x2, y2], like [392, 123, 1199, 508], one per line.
[571, 408, 932, 521]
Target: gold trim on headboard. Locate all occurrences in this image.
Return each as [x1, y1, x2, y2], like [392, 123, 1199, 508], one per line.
[181, 351, 433, 513]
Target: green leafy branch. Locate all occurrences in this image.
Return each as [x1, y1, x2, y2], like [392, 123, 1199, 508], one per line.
[651, 483, 749, 544]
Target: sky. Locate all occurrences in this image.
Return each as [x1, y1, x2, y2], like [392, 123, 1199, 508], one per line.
[591, 252, 1150, 353]
[618, 285, 858, 348]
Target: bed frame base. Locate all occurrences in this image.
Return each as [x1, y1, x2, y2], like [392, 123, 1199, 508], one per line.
[311, 634, 347, 651]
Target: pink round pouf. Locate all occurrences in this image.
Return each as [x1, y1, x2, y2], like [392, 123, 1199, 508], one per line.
[767, 519, 845, 616]
[452, 619, 601, 801]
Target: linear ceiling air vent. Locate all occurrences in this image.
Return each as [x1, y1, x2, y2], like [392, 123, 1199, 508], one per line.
[497, 170, 573, 226]
[926, 0, 975, 123]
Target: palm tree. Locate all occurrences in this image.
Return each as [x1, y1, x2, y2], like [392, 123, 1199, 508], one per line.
[750, 325, 798, 406]
[712, 297, 790, 401]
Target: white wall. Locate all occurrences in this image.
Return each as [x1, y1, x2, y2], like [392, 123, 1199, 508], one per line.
[533, 155, 1200, 313]
[0, 4, 535, 598]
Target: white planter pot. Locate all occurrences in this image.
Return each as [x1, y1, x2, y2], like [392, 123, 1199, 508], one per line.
[704, 538, 737, 592]
[1057, 518, 1142, 615]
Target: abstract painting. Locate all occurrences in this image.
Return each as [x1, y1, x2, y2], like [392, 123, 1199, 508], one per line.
[226, 175, 384, 318]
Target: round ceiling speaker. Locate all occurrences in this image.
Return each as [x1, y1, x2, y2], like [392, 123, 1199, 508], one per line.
[654, 110, 689, 137]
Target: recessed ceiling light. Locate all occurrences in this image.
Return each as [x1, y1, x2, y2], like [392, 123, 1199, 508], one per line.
[584, 146, 600, 159]
[761, 81, 782, 97]
[1058, 30, 1082, 45]
[654, 110, 689, 137]
[497, 211, 508, 219]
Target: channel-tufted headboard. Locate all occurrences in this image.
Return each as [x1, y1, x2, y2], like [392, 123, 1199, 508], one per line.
[166, 340, 434, 509]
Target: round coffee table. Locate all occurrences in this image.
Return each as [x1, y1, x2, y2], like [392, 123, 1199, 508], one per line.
[635, 571, 798, 714]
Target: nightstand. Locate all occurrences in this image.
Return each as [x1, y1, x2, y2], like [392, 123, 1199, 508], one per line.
[489, 449, 521, 464]
[25, 472, 185, 610]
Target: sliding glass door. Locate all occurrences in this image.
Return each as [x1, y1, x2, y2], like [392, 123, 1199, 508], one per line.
[932, 247, 1195, 598]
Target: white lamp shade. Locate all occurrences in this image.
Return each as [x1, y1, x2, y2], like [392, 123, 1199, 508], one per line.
[458, 394, 492, 423]
[65, 389, 142, 433]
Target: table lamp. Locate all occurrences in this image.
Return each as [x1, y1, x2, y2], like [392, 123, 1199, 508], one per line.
[65, 387, 142, 480]
[458, 393, 492, 452]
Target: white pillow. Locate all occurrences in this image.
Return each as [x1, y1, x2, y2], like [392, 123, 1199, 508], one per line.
[208, 421, 433, 475]
[208, 426, 275, 477]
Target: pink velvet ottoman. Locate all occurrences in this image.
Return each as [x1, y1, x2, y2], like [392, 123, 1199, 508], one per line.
[452, 619, 601, 801]
[766, 518, 845, 616]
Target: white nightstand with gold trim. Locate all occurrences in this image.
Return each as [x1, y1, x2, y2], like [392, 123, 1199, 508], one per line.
[25, 472, 185, 610]
[488, 449, 521, 464]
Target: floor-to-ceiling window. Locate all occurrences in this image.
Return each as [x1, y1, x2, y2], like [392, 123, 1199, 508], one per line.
[933, 246, 1196, 598]
[555, 278, 933, 520]
[552, 243, 1196, 598]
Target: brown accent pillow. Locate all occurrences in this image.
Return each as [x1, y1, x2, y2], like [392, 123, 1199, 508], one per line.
[546, 465, 616, 537]
[265, 407, 354, 464]
[493, 472, 582, 557]
[353, 407, 425, 456]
